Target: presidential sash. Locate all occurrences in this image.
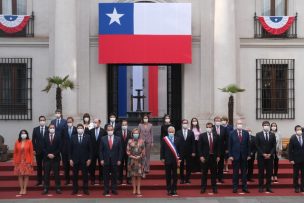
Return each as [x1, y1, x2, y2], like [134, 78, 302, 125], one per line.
[163, 136, 179, 163]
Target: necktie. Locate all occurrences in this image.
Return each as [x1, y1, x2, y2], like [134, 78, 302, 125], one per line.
[299, 136, 303, 146]
[40, 127, 43, 136]
[266, 132, 269, 142]
[123, 130, 126, 140]
[184, 130, 187, 140]
[79, 135, 82, 143]
[216, 126, 220, 135]
[209, 133, 213, 154]
[238, 131, 242, 142]
[56, 119, 59, 127]
[109, 136, 113, 149]
[50, 134, 54, 144]
[95, 128, 99, 140]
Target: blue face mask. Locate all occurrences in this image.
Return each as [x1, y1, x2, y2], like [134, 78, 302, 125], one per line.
[168, 133, 174, 138]
[133, 134, 139, 139]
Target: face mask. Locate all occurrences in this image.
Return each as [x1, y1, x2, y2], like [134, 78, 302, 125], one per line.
[271, 127, 277, 131]
[248, 132, 252, 136]
[296, 130, 302, 136]
[263, 126, 270, 132]
[77, 129, 84, 134]
[182, 124, 188, 129]
[206, 128, 212, 133]
[67, 123, 73, 127]
[21, 134, 27, 139]
[108, 131, 114, 136]
[110, 117, 116, 122]
[133, 133, 139, 139]
[215, 121, 221, 126]
[84, 117, 89, 122]
[221, 121, 227, 125]
[93, 123, 98, 128]
[143, 118, 148, 123]
[237, 124, 243, 130]
[122, 125, 127, 130]
[40, 121, 46, 126]
[49, 128, 55, 134]
[55, 113, 61, 118]
[192, 121, 197, 126]
[168, 133, 174, 138]
[165, 118, 170, 123]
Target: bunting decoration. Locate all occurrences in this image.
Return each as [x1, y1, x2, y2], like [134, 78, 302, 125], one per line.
[0, 15, 30, 33]
[258, 16, 295, 35]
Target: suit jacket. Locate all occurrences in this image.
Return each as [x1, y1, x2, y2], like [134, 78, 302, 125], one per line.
[32, 125, 49, 155]
[69, 133, 92, 163]
[99, 135, 122, 165]
[176, 129, 195, 157]
[51, 118, 67, 136]
[249, 135, 257, 156]
[160, 135, 182, 165]
[42, 133, 61, 161]
[213, 125, 228, 155]
[61, 126, 77, 155]
[255, 131, 276, 157]
[288, 134, 304, 163]
[116, 129, 132, 154]
[229, 130, 250, 160]
[104, 122, 121, 134]
[89, 127, 106, 155]
[198, 132, 220, 159]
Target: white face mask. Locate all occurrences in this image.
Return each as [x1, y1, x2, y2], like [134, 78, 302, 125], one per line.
[206, 128, 212, 133]
[110, 117, 116, 122]
[122, 125, 128, 130]
[21, 134, 27, 139]
[55, 113, 61, 118]
[182, 124, 188, 129]
[221, 121, 227, 125]
[236, 124, 243, 130]
[143, 118, 148, 123]
[40, 121, 46, 126]
[49, 128, 55, 134]
[192, 121, 197, 126]
[108, 131, 114, 136]
[296, 130, 302, 136]
[67, 123, 73, 127]
[165, 118, 170, 123]
[263, 126, 270, 132]
[271, 126, 277, 131]
[84, 117, 89, 122]
[215, 121, 221, 126]
[77, 129, 84, 134]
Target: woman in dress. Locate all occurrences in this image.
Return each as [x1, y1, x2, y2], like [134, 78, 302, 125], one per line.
[190, 117, 202, 173]
[82, 113, 93, 134]
[13, 130, 34, 195]
[127, 128, 145, 195]
[160, 114, 173, 142]
[138, 114, 153, 173]
[271, 122, 282, 183]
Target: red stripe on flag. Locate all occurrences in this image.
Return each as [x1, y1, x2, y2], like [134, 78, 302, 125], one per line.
[148, 66, 158, 117]
[99, 35, 192, 64]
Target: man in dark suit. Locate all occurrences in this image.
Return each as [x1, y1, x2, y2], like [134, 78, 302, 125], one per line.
[89, 118, 106, 185]
[229, 120, 251, 193]
[69, 124, 92, 195]
[50, 109, 67, 136]
[160, 126, 182, 196]
[256, 121, 276, 193]
[213, 116, 228, 183]
[198, 122, 220, 194]
[104, 113, 121, 135]
[32, 115, 48, 186]
[247, 129, 257, 182]
[116, 120, 132, 185]
[100, 125, 122, 196]
[176, 119, 195, 184]
[42, 124, 62, 195]
[289, 125, 304, 193]
[221, 116, 234, 173]
[61, 116, 77, 185]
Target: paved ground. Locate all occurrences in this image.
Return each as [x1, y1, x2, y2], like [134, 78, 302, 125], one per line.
[1, 197, 304, 203]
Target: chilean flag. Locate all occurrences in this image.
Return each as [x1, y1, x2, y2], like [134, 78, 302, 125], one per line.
[99, 3, 192, 64]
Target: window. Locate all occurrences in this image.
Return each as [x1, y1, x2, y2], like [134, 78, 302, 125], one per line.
[0, 58, 32, 120]
[256, 59, 295, 119]
[0, 0, 26, 15]
[262, 0, 288, 16]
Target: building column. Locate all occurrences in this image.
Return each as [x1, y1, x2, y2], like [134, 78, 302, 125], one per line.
[213, 0, 237, 116]
[54, 0, 77, 116]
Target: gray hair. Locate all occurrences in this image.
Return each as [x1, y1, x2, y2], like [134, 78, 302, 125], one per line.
[168, 126, 175, 132]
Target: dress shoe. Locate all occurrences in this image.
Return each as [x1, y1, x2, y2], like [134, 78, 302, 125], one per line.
[218, 180, 224, 183]
[64, 181, 70, 186]
[295, 188, 300, 193]
[83, 190, 90, 195]
[185, 180, 191, 184]
[71, 191, 78, 195]
[112, 190, 118, 195]
[213, 188, 218, 194]
[171, 190, 177, 196]
[233, 189, 237, 193]
[259, 188, 264, 193]
[91, 181, 95, 185]
[35, 182, 43, 187]
[247, 179, 254, 183]
[127, 180, 132, 185]
[56, 189, 62, 194]
[167, 190, 171, 196]
[266, 188, 273, 193]
[103, 191, 109, 196]
[200, 189, 206, 194]
[42, 189, 48, 195]
[242, 189, 250, 193]
[301, 188, 304, 192]
[180, 180, 185, 184]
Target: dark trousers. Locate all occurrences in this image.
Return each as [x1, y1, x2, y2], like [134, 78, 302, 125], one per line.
[273, 154, 279, 177]
[201, 155, 217, 190]
[257, 156, 273, 189]
[180, 155, 192, 182]
[247, 155, 255, 180]
[72, 161, 89, 192]
[217, 154, 225, 181]
[90, 154, 103, 183]
[103, 162, 118, 192]
[232, 158, 248, 190]
[44, 159, 61, 190]
[61, 152, 70, 183]
[119, 153, 129, 183]
[293, 162, 304, 190]
[35, 153, 43, 184]
[165, 162, 177, 192]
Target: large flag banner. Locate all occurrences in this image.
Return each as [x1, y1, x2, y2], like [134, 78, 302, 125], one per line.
[99, 3, 192, 64]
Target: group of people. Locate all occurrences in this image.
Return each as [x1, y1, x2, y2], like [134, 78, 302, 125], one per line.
[12, 110, 304, 197]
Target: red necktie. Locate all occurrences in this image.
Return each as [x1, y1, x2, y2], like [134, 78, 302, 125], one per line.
[123, 131, 126, 140]
[108, 136, 113, 150]
[238, 131, 242, 142]
[50, 134, 54, 144]
[209, 133, 213, 154]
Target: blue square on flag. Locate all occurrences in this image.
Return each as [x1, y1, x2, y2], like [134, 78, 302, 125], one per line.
[99, 3, 134, 35]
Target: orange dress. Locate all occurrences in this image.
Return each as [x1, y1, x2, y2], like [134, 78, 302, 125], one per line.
[13, 140, 34, 176]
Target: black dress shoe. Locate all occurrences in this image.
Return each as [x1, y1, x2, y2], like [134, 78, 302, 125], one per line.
[233, 189, 237, 193]
[91, 181, 95, 185]
[112, 190, 118, 195]
[56, 189, 62, 194]
[103, 191, 109, 196]
[301, 188, 304, 192]
[180, 180, 185, 184]
[218, 180, 224, 183]
[200, 189, 206, 194]
[71, 191, 78, 195]
[185, 180, 191, 184]
[242, 189, 250, 193]
[64, 181, 70, 186]
[167, 190, 171, 196]
[295, 188, 300, 193]
[83, 190, 90, 195]
[213, 188, 218, 194]
[42, 189, 48, 195]
[171, 190, 177, 196]
[266, 188, 273, 193]
[35, 182, 43, 186]
[259, 188, 264, 193]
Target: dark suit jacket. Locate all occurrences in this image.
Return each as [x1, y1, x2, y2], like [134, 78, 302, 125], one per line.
[160, 135, 182, 165]
[289, 134, 304, 164]
[69, 133, 92, 163]
[51, 118, 67, 136]
[229, 130, 250, 160]
[176, 129, 195, 157]
[198, 132, 220, 159]
[89, 127, 106, 156]
[99, 135, 122, 166]
[116, 129, 132, 154]
[104, 122, 121, 134]
[61, 126, 77, 155]
[213, 125, 228, 155]
[249, 135, 257, 156]
[32, 126, 49, 155]
[255, 131, 276, 157]
[42, 133, 61, 161]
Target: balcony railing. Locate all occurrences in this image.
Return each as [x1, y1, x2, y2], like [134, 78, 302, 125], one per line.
[254, 13, 297, 39]
[0, 12, 34, 37]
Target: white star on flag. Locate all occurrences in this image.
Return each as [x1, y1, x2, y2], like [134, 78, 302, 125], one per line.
[106, 8, 124, 25]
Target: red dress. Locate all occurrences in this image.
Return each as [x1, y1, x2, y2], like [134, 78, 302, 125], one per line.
[14, 142, 34, 176]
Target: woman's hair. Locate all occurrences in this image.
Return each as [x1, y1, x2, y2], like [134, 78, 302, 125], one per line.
[83, 113, 91, 123]
[141, 114, 150, 123]
[163, 114, 171, 123]
[190, 117, 200, 130]
[18, 129, 29, 142]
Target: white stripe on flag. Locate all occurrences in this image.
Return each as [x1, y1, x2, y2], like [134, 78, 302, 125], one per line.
[132, 66, 143, 111]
